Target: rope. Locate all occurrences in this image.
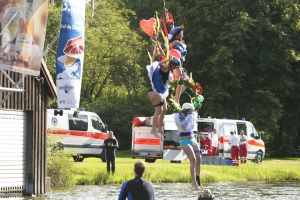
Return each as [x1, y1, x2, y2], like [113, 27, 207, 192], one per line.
[163, 0, 167, 16]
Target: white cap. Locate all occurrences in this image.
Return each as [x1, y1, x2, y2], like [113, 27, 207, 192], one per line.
[182, 103, 195, 110]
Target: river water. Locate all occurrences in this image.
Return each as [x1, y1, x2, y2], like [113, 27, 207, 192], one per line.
[22, 180, 299, 200]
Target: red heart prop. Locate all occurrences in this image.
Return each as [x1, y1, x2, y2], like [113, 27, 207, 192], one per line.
[170, 49, 181, 59]
[140, 18, 156, 37]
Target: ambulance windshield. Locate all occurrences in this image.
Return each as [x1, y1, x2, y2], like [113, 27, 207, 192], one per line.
[91, 115, 104, 131]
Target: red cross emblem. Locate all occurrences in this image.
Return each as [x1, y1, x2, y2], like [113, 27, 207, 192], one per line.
[51, 117, 58, 126]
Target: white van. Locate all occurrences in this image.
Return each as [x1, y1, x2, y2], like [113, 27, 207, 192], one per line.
[196, 118, 265, 163]
[47, 109, 108, 162]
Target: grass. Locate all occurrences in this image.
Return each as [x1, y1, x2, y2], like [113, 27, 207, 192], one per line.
[69, 150, 300, 185]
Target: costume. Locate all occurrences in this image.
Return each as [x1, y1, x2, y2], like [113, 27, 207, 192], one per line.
[229, 134, 240, 166]
[118, 176, 155, 200]
[169, 26, 188, 61]
[174, 112, 197, 147]
[146, 61, 173, 98]
[239, 134, 248, 164]
[208, 132, 219, 156]
[103, 137, 119, 173]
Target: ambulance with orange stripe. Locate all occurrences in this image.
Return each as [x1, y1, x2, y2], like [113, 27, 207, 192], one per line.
[132, 115, 265, 163]
[47, 109, 108, 162]
[197, 117, 265, 163]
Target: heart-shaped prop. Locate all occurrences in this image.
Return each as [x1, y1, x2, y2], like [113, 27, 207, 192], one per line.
[140, 18, 156, 37]
[170, 49, 181, 59]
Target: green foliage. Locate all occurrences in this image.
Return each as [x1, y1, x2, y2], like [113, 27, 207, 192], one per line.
[47, 134, 75, 187]
[44, 0, 300, 156]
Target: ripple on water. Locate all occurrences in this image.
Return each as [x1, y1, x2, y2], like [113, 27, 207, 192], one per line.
[23, 180, 300, 200]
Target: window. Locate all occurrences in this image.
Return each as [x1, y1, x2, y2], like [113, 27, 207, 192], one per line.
[91, 115, 104, 131]
[221, 123, 236, 137]
[68, 114, 88, 131]
[198, 122, 214, 132]
[249, 125, 258, 138]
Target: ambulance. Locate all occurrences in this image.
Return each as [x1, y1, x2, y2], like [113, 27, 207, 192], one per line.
[132, 114, 265, 163]
[47, 109, 108, 162]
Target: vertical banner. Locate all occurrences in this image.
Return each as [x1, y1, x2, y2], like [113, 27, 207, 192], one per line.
[55, 0, 86, 109]
[0, 0, 49, 76]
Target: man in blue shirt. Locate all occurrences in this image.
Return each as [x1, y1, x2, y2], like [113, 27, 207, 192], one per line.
[118, 161, 155, 200]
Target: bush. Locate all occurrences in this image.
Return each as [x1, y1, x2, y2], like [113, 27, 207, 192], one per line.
[47, 134, 75, 187]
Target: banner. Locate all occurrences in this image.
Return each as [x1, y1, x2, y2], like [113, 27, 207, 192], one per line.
[55, 0, 86, 109]
[0, 0, 49, 76]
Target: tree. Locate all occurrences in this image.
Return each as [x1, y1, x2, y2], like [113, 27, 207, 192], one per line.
[172, 0, 300, 156]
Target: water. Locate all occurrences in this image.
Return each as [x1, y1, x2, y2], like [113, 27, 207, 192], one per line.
[23, 181, 299, 200]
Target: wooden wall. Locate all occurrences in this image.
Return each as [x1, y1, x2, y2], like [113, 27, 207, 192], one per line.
[0, 60, 56, 196]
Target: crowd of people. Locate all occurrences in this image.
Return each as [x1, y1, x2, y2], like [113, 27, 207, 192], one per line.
[202, 128, 248, 166]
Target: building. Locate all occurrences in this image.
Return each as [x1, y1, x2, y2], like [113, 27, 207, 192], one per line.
[0, 60, 56, 197]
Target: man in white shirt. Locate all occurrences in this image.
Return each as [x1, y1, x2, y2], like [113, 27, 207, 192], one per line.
[208, 129, 219, 156]
[229, 131, 240, 166]
[239, 130, 248, 164]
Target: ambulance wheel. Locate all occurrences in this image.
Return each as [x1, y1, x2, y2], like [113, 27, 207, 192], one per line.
[254, 151, 263, 163]
[73, 155, 84, 162]
[145, 158, 156, 163]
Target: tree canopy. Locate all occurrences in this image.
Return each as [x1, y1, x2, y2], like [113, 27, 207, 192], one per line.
[44, 0, 300, 156]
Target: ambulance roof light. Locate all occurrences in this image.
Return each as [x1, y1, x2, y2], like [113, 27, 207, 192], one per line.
[80, 108, 85, 111]
[241, 117, 245, 121]
[223, 117, 226, 119]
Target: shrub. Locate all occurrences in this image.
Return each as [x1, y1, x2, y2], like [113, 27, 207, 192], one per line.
[47, 133, 75, 187]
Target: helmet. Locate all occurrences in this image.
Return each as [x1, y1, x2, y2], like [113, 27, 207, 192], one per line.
[182, 103, 195, 110]
[170, 26, 183, 36]
[169, 57, 181, 66]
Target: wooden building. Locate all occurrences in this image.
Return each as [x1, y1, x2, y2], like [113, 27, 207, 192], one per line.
[0, 60, 56, 197]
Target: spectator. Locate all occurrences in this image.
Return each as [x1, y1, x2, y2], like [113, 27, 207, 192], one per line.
[229, 131, 240, 166]
[118, 161, 155, 200]
[103, 131, 119, 174]
[208, 129, 219, 156]
[198, 188, 214, 200]
[239, 130, 248, 164]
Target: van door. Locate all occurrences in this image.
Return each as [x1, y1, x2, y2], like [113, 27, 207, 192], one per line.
[220, 122, 237, 159]
[197, 121, 215, 155]
[247, 124, 261, 159]
[90, 115, 107, 155]
[68, 113, 90, 154]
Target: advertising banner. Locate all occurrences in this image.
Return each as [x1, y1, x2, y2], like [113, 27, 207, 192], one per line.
[55, 0, 86, 109]
[0, 0, 49, 76]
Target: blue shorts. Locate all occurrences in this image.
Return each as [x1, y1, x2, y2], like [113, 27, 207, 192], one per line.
[179, 138, 197, 147]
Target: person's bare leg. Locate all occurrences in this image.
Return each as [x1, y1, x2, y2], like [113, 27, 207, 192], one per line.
[174, 85, 181, 103]
[182, 144, 201, 190]
[156, 98, 167, 136]
[148, 92, 162, 135]
[193, 144, 203, 189]
[174, 85, 187, 104]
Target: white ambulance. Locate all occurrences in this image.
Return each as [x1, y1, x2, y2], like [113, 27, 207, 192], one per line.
[47, 109, 108, 162]
[132, 115, 265, 164]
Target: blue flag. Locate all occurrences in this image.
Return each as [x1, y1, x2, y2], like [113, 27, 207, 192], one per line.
[55, 0, 86, 109]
